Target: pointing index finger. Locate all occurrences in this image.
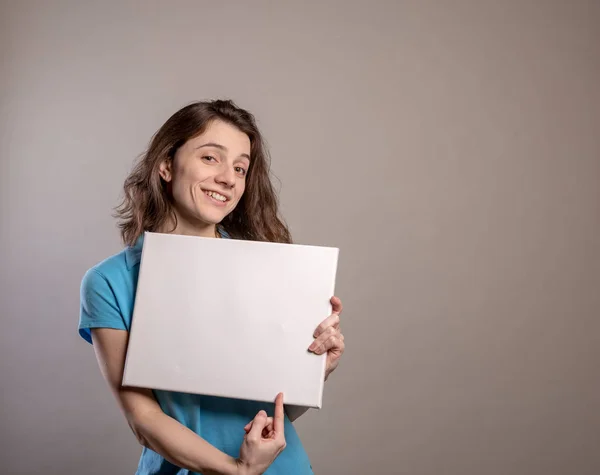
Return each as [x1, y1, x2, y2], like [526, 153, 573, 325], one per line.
[274, 392, 285, 434]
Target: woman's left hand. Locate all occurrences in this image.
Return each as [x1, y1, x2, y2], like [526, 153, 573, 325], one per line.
[308, 296, 345, 380]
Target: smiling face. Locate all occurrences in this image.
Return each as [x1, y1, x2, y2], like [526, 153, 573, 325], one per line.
[158, 119, 251, 237]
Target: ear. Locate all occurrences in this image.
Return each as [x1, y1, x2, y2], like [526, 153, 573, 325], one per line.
[159, 157, 173, 182]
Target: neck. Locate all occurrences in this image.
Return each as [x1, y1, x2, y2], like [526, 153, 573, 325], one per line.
[159, 215, 219, 239]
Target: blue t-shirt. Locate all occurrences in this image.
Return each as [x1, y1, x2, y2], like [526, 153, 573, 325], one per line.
[79, 233, 314, 475]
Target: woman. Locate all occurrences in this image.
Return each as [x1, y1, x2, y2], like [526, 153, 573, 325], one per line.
[78, 99, 345, 475]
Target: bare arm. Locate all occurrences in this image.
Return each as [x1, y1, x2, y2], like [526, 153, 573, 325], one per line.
[91, 328, 240, 475]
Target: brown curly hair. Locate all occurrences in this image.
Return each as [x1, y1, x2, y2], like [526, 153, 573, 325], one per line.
[114, 99, 292, 246]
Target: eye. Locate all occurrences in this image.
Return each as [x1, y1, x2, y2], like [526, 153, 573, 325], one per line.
[235, 166, 247, 177]
[202, 155, 217, 162]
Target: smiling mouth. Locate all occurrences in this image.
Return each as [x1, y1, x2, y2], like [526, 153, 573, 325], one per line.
[203, 190, 229, 203]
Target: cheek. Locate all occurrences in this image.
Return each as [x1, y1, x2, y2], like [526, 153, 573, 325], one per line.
[174, 163, 208, 190]
[236, 180, 246, 199]
[169, 173, 197, 205]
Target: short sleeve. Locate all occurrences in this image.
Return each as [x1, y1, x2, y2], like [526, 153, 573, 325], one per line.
[79, 268, 128, 344]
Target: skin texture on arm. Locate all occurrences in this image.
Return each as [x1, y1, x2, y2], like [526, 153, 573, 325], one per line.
[91, 328, 240, 475]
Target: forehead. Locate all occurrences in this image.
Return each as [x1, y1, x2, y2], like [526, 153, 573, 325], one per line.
[188, 119, 251, 155]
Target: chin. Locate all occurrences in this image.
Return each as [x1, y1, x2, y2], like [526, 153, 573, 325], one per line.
[196, 208, 229, 225]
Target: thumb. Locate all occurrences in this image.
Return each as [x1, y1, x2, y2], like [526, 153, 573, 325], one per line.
[330, 296, 343, 315]
[248, 410, 268, 439]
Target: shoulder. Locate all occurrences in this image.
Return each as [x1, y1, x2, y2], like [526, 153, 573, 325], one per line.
[79, 246, 139, 344]
[81, 248, 130, 291]
[81, 235, 143, 291]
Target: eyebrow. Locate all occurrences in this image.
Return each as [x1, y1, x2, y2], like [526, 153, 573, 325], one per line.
[195, 142, 250, 161]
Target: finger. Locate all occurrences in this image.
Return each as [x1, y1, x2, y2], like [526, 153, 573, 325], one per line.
[262, 420, 274, 439]
[246, 417, 273, 434]
[309, 326, 338, 351]
[273, 393, 285, 435]
[330, 296, 343, 315]
[313, 313, 341, 338]
[248, 410, 268, 440]
[314, 335, 343, 356]
[263, 417, 274, 433]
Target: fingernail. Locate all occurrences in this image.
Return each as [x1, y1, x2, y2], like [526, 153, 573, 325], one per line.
[308, 343, 316, 351]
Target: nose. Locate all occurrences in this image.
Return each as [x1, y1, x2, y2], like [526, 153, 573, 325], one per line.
[214, 164, 236, 188]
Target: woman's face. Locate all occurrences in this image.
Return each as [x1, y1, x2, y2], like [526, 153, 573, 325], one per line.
[159, 119, 251, 236]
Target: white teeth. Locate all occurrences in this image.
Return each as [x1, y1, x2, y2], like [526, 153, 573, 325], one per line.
[206, 191, 227, 202]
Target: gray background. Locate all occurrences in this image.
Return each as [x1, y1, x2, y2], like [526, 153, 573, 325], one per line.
[1, 1, 599, 474]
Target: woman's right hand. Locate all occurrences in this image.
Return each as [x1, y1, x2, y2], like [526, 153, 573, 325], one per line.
[236, 393, 287, 475]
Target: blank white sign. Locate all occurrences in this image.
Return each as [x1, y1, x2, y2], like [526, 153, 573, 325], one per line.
[122, 232, 339, 408]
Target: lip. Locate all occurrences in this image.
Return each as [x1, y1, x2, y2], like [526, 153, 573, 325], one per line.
[201, 189, 231, 206]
